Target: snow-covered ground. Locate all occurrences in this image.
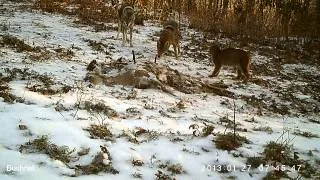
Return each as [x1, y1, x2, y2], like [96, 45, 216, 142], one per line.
[0, 1, 319, 180]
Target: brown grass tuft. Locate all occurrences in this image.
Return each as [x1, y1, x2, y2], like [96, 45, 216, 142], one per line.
[215, 133, 249, 151]
[85, 124, 113, 140]
[19, 135, 75, 164]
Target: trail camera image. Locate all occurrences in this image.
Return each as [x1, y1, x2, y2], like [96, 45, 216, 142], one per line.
[0, 0, 319, 179]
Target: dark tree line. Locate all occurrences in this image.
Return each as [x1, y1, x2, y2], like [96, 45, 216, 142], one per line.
[35, 0, 320, 40]
[149, 0, 320, 40]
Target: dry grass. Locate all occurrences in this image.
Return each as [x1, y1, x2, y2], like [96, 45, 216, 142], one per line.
[26, 73, 71, 95]
[118, 131, 139, 144]
[262, 170, 289, 180]
[28, 50, 53, 62]
[155, 170, 174, 180]
[85, 124, 113, 140]
[54, 47, 74, 59]
[252, 126, 273, 134]
[186, 0, 319, 40]
[0, 34, 38, 52]
[166, 163, 185, 174]
[75, 162, 118, 175]
[308, 118, 320, 124]
[132, 159, 144, 166]
[263, 141, 293, 165]
[77, 147, 90, 156]
[299, 162, 318, 178]
[19, 135, 75, 164]
[126, 107, 141, 116]
[156, 161, 186, 177]
[0, 90, 24, 103]
[246, 156, 265, 168]
[75, 148, 119, 176]
[245, 140, 318, 178]
[34, 0, 117, 25]
[75, 0, 116, 24]
[18, 124, 28, 130]
[1, 67, 71, 96]
[215, 133, 249, 151]
[0, 78, 23, 103]
[189, 123, 215, 137]
[293, 129, 319, 138]
[118, 128, 160, 144]
[84, 39, 108, 52]
[34, 0, 70, 14]
[83, 101, 118, 118]
[132, 172, 143, 179]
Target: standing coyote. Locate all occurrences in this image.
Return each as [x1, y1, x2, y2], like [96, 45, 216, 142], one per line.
[115, 3, 135, 46]
[209, 44, 251, 79]
[155, 20, 180, 62]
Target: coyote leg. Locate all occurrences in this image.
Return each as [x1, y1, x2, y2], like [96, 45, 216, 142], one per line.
[122, 26, 126, 45]
[209, 64, 221, 77]
[173, 44, 178, 60]
[129, 26, 133, 47]
[236, 69, 243, 79]
[117, 20, 121, 39]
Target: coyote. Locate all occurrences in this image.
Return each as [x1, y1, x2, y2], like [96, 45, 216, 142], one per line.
[115, 3, 135, 46]
[209, 44, 251, 79]
[155, 20, 180, 62]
